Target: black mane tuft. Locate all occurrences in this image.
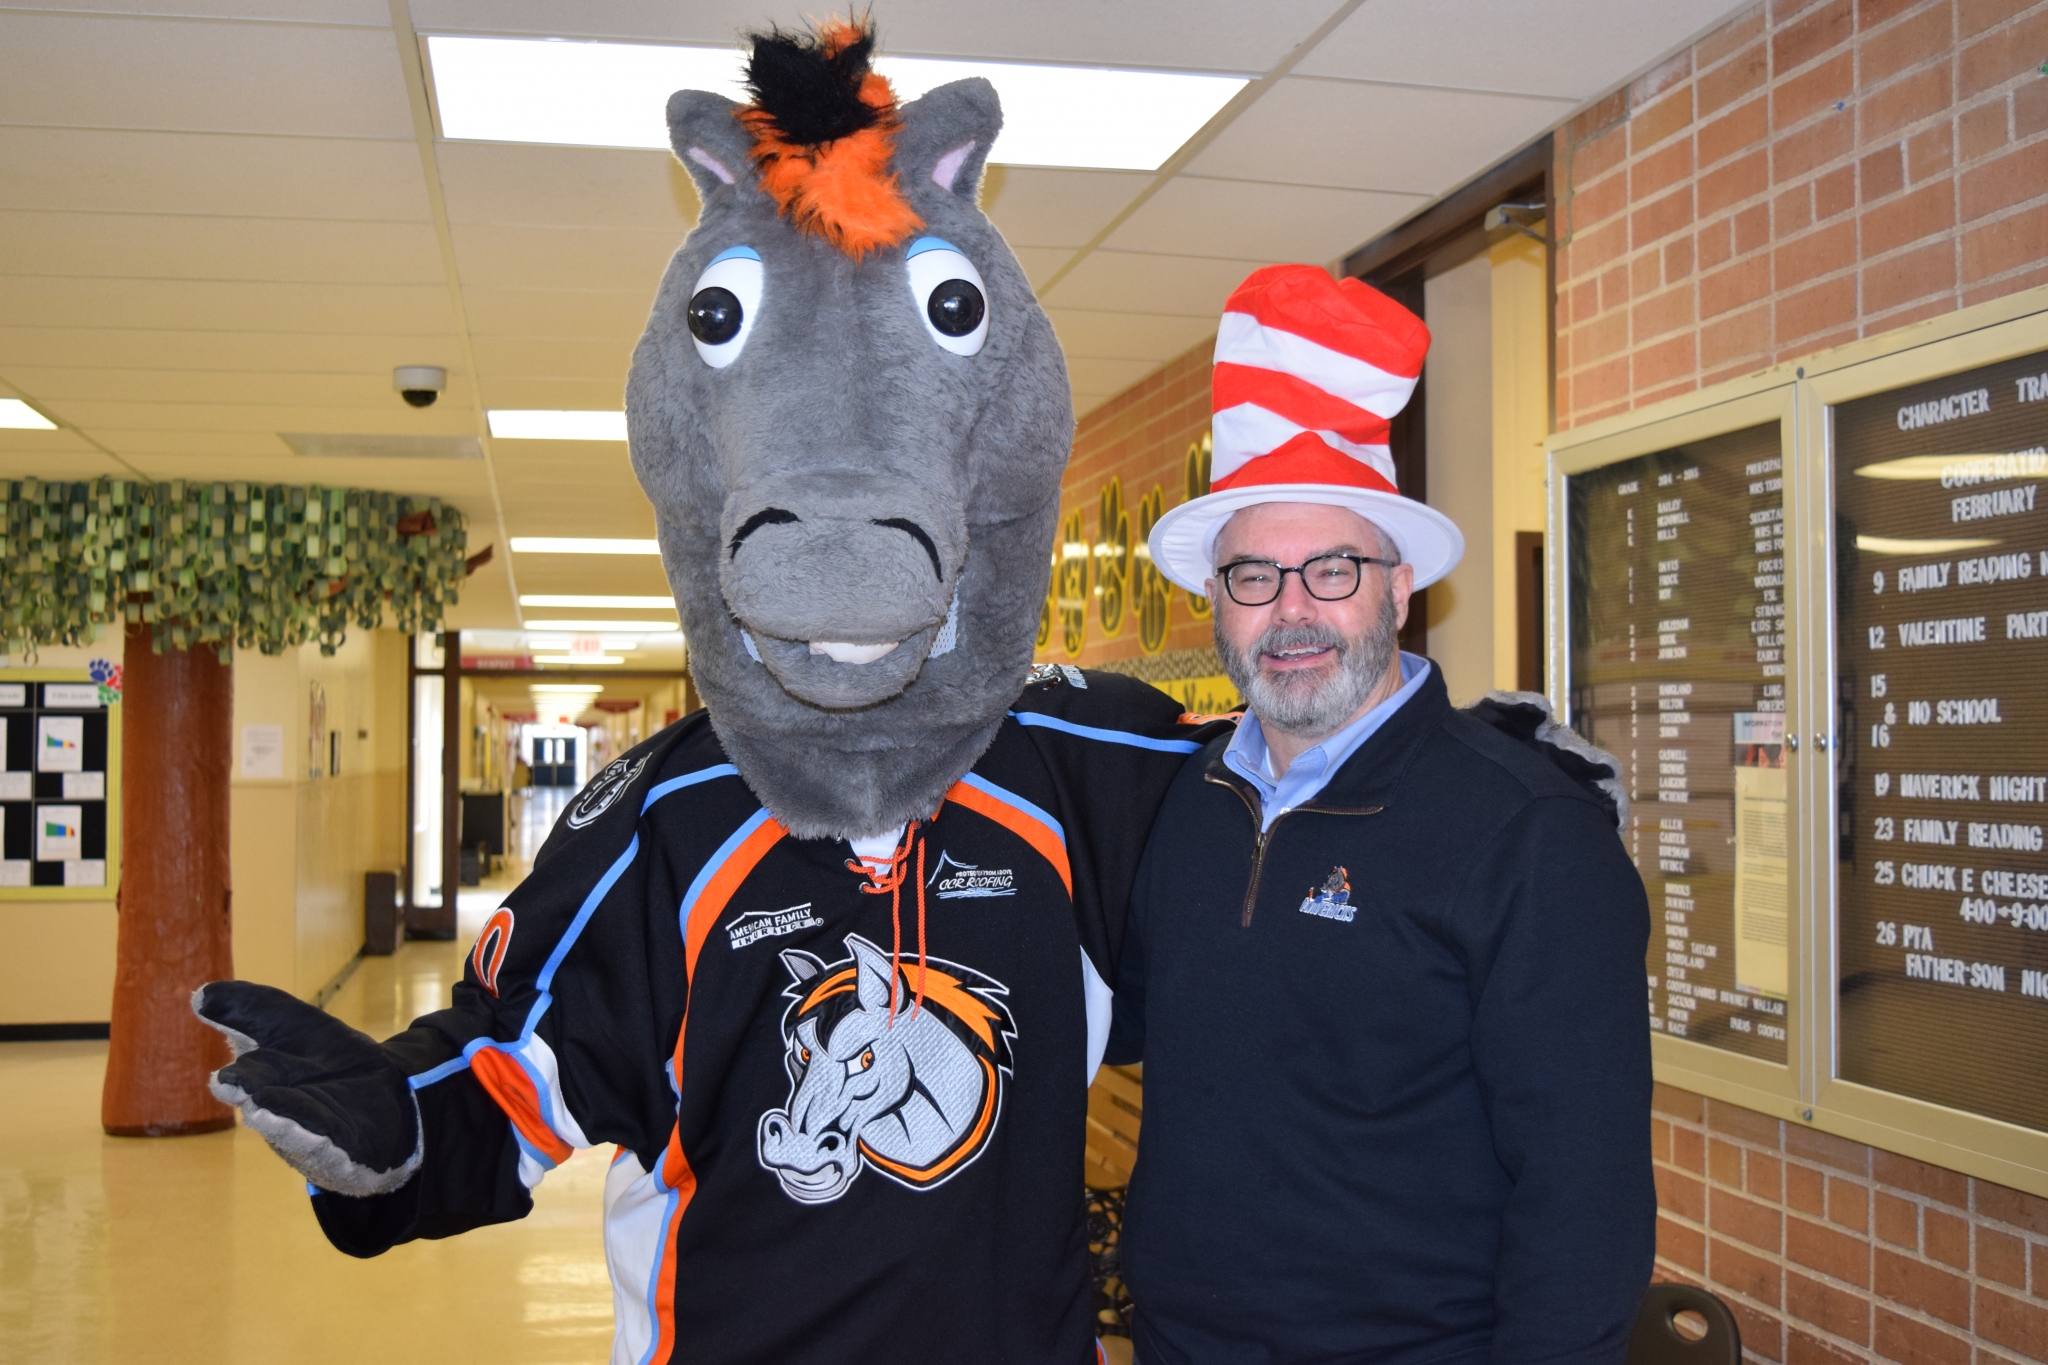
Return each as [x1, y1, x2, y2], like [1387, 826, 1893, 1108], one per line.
[743, 19, 882, 147]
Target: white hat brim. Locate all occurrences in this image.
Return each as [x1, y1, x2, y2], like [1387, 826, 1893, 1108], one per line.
[1148, 484, 1466, 596]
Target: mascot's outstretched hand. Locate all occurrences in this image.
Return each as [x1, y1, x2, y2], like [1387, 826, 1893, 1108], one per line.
[192, 981, 422, 1197]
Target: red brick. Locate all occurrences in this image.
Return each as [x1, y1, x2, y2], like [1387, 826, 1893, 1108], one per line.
[1573, 355, 1631, 410]
[1976, 1224, 2027, 1287]
[1877, 1190, 1921, 1246]
[1635, 285, 1696, 339]
[1569, 88, 1630, 144]
[1959, 98, 2010, 161]
[1976, 1180, 2048, 1236]
[1962, 204, 2048, 282]
[1599, 263, 1630, 312]
[1876, 1246, 1970, 1327]
[1709, 1234, 1782, 1305]
[1785, 1124, 1869, 1175]
[1571, 169, 1630, 233]
[1702, 41, 1769, 122]
[1775, 115, 1856, 181]
[1576, 122, 1629, 183]
[1906, 121, 1954, 180]
[1653, 1082, 1705, 1122]
[1634, 334, 1697, 391]
[1727, 1296, 1785, 1362]
[1962, 137, 2048, 221]
[1660, 1212, 1708, 1272]
[1775, 0, 1854, 72]
[1701, 9, 1767, 68]
[1665, 234, 1696, 281]
[1651, 1116, 1673, 1162]
[1701, 95, 1770, 166]
[1959, 0, 2038, 39]
[1863, 65, 1954, 142]
[1634, 186, 1695, 247]
[1868, 238, 1957, 310]
[1862, 4, 1955, 87]
[1699, 148, 1769, 216]
[1815, 163, 1856, 218]
[1637, 140, 1696, 202]
[2034, 1235, 2048, 1296]
[1923, 1207, 1969, 1269]
[1861, 143, 1905, 200]
[1787, 1215, 1871, 1286]
[1735, 202, 1771, 252]
[1570, 278, 1598, 323]
[1875, 1150, 1971, 1209]
[1698, 217, 1735, 269]
[1776, 52, 1856, 128]
[1708, 1135, 1746, 1185]
[1701, 303, 1771, 368]
[1868, 293, 1957, 329]
[1864, 180, 1956, 255]
[1574, 217, 1629, 273]
[2018, 77, 2048, 138]
[1776, 183, 1815, 234]
[1777, 220, 1857, 287]
[1976, 1284, 2048, 1360]
[1785, 1328, 1862, 1365]
[1828, 1175, 1870, 1232]
[1712, 1185, 1784, 1252]
[1856, 0, 1922, 29]
[1960, 8, 2048, 98]
[1702, 254, 1771, 316]
[1873, 1307, 1971, 1365]
[1786, 1268, 1872, 1343]
[1632, 50, 1694, 103]
[1657, 1164, 1708, 1222]
[1749, 1152, 1783, 1201]
[1632, 86, 1696, 152]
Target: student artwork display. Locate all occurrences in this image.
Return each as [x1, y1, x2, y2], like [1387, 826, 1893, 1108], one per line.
[0, 666, 120, 895]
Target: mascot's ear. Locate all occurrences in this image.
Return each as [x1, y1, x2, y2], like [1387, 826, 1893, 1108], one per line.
[896, 76, 1002, 202]
[847, 935, 898, 1012]
[668, 89, 755, 201]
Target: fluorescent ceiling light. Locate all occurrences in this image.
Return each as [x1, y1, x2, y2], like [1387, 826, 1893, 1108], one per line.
[0, 399, 57, 430]
[510, 538, 661, 555]
[1854, 535, 1999, 555]
[531, 654, 625, 665]
[519, 594, 675, 609]
[530, 683, 605, 693]
[526, 635, 642, 651]
[523, 619, 679, 633]
[427, 35, 1247, 171]
[489, 409, 627, 441]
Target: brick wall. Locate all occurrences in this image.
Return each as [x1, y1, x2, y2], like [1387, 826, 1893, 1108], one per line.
[1654, 1084, 2048, 1361]
[1553, 0, 2048, 430]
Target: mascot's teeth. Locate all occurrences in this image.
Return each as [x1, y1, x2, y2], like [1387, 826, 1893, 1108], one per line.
[809, 641, 899, 665]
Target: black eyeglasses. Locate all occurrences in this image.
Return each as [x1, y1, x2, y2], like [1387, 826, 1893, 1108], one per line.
[1215, 553, 1396, 607]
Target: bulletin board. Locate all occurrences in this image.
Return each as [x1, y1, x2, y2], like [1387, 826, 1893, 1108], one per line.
[0, 666, 123, 900]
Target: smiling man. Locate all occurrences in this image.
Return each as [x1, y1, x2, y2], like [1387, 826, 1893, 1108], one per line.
[1110, 266, 1656, 1365]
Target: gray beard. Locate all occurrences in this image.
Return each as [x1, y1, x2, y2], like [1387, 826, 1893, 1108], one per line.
[1216, 586, 1401, 741]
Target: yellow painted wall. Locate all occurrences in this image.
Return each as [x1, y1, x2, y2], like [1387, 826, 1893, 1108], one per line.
[1422, 252, 1497, 704]
[1489, 232, 1552, 691]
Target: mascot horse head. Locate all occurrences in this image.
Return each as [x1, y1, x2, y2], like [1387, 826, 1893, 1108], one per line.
[628, 20, 1072, 838]
[757, 934, 1015, 1204]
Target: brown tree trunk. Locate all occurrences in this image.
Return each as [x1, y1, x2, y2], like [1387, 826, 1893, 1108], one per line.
[102, 622, 236, 1136]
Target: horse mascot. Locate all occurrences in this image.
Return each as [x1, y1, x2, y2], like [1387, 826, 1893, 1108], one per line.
[192, 20, 1219, 1364]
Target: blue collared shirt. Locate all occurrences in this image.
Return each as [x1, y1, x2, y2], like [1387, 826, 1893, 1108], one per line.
[1222, 652, 1432, 829]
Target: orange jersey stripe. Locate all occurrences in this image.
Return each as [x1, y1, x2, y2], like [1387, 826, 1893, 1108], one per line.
[944, 779, 1072, 896]
[468, 1047, 574, 1166]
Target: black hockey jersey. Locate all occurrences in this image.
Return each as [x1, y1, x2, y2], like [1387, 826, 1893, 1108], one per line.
[310, 668, 1226, 1365]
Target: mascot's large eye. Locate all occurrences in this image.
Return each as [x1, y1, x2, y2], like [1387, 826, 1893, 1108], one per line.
[688, 246, 762, 369]
[844, 1048, 875, 1077]
[905, 237, 989, 357]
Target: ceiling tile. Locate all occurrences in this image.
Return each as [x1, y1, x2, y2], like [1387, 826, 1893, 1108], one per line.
[1043, 309, 1215, 364]
[0, 211, 445, 285]
[120, 450, 496, 496]
[0, 327, 462, 375]
[504, 556, 671, 596]
[86, 430, 299, 457]
[3, 367, 477, 411]
[20, 2, 390, 21]
[980, 167, 1150, 250]
[1039, 250, 1276, 318]
[0, 13, 415, 139]
[47, 399, 478, 435]
[1184, 78, 1574, 194]
[1010, 247, 1075, 293]
[0, 448, 141, 479]
[0, 277, 456, 334]
[476, 379, 630, 409]
[0, 128, 431, 220]
[468, 336, 637, 381]
[1103, 177, 1427, 266]
[435, 141, 698, 231]
[462, 287, 654, 340]
[1296, 0, 1749, 99]
[0, 427, 102, 457]
[450, 224, 678, 293]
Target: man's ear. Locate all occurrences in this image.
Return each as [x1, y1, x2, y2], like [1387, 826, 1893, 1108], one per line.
[1389, 561, 1415, 630]
[895, 77, 1002, 203]
[668, 89, 755, 201]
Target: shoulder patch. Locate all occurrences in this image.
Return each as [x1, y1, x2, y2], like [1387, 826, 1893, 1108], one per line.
[1025, 663, 1086, 689]
[566, 753, 651, 830]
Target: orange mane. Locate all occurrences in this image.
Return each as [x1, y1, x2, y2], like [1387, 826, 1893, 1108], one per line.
[736, 19, 923, 258]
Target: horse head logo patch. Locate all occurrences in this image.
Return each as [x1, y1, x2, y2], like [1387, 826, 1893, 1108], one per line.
[565, 754, 649, 830]
[756, 933, 1015, 1205]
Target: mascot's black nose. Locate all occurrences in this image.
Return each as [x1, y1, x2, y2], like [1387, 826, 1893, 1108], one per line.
[730, 507, 800, 557]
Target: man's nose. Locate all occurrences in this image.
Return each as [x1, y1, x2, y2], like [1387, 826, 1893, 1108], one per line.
[1269, 571, 1322, 620]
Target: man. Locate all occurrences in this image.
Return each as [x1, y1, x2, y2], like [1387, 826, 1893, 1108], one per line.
[1110, 265, 1654, 1364]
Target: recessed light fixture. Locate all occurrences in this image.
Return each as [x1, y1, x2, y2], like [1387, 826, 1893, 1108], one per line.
[519, 594, 676, 609]
[510, 538, 661, 555]
[426, 34, 1247, 171]
[487, 410, 628, 441]
[530, 683, 606, 694]
[522, 619, 679, 633]
[0, 399, 57, 430]
[530, 654, 625, 665]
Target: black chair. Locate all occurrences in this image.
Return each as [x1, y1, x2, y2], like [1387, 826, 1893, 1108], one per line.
[1626, 1282, 1741, 1365]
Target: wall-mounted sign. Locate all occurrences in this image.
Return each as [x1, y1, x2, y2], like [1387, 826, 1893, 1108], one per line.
[1831, 347, 2048, 1133]
[1568, 421, 1791, 1063]
[1, 667, 119, 896]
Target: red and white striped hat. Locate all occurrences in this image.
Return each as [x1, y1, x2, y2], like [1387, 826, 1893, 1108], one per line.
[1148, 264, 1464, 594]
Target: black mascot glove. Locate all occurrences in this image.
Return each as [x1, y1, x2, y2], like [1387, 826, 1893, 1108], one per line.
[192, 980, 423, 1197]
[1463, 691, 1630, 831]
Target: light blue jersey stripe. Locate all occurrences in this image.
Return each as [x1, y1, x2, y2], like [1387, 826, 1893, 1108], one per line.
[1008, 709, 1203, 753]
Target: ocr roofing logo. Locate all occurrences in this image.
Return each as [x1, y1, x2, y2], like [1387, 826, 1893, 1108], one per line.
[926, 851, 1015, 899]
